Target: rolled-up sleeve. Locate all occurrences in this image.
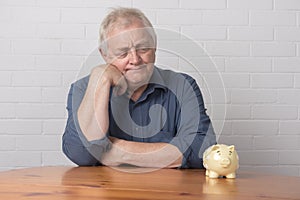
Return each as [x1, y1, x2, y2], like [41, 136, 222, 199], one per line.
[170, 75, 216, 169]
[62, 78, 111, 166]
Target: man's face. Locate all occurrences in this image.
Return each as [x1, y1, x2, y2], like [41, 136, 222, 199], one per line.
[101, 20, 156, 89]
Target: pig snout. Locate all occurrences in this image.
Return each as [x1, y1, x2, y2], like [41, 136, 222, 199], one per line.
[220, 158, 231, 167]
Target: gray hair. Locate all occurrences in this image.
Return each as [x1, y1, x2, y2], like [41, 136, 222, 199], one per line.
[98, 7, 156, 48]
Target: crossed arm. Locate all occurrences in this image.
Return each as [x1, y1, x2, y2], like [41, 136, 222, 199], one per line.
[76, 65, 182, 168]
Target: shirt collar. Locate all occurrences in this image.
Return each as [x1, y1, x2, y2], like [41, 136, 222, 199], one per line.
[147, 66, 168, 92]
[132, 66, 168, 104]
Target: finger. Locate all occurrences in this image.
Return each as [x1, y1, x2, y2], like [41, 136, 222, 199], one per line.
[113, 76, 128, 96]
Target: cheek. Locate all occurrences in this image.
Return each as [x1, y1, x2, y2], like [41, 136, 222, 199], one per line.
[142, 50, 156, 63]
[111, 60, 127, 72]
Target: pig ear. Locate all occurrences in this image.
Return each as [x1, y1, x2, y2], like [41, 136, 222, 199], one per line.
[228, 145, 235, 151]
[211, 145, 219, 151]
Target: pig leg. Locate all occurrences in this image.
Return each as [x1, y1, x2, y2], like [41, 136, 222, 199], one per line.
[208, 170, 219, 178]
[225, 173, 236, 179]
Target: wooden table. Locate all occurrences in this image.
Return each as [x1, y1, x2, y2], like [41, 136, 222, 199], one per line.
[0, 166, 299, 200]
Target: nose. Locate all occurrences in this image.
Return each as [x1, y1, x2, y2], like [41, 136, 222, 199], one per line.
[220, 158, 231, 167]
[128, 48, 141, 65]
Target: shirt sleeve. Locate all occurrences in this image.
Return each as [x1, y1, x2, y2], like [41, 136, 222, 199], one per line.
[170, 74, 216, 169]
[62, 79, 112, 166]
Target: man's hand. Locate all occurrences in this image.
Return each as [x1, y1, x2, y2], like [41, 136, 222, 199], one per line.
[91, 64, 127, 96]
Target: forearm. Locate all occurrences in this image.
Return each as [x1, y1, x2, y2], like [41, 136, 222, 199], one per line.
[77, 67, 111, 141]
[101, 138, 183, 168]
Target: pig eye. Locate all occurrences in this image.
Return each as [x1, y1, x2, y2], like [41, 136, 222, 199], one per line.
[229, 151, 232, 155]
[217, 150, 221, 155]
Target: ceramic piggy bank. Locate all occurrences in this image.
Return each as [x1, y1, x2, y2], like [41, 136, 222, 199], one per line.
[203, 144, 239, 178]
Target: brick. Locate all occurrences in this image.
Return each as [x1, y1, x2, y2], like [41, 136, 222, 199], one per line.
[37, 24, 85, 39]
[211, 105, 251, 120]
[213, 120, 232, 136]
[278, 89, 300, 105]
[251, 43, 296, 57]
[180, 0, 226, 9]
[296, 74, 300, 88]
[0, 87, 42, 103]
[222, 73, 250, 88]
[274, 58, 300, 72]
[0, 136, 15, 151]
[238, 151, 278, 165]
[156, 57, 179, 70]
[0, 55, 35, 70]
[181, 26, 227, 40]
[35, 55, 83, 71]
[0, 23, 36, 38]
[201, 88, 229, 104]
[85, 24, 99, 39]
[36, 0, 84, 7]
[231, 89, 277, 104]
[61, 39, 98, 56]
[254, 136, 299, 150]
[226, 58, 272, 72]
[16, 103, 66, 119]
[228, 27, 273, 41]
[279, 151, 300, 165]
[205, 42, 250, 56]
[159, 40, 206, 58]
[12, 71, 62, 87]
[178, 57, 225, 72]
[0, 0, 36, 6]
[83, 0, 132, 7]
[251, 74, 294, 88]
[43, 120, 66, 135]
[228, 0, 273, 9]
[218, 135, 253, 150]
[225, 105, 251, 120]
[61, 8, 106, 24]
[62, 71, 78, 86]
[280, 121, 300, 135]
[232, 120, 279, 135]
[203, 11, 248, 25]
[157, 10, 202, 25]
[0, 103, 15, 119]
[42, 151, 76, 166]
[275, 28, 300, 41]
[0, 39, 11, 54]
[0, 151, 41, 167]
[0, 6, 11, 21]
[206, 104, 226, 120]
[0, 72, 11, 86]
[16, 136, 61, 151]
[250, 11, 296, 26]
[12, 39, 60, 55]
[12, 7, 60, 23]
[155, 26, 181, 40]
[0, 120, 42, 135]
[133, 0, 179, 8]
[275, 0, 300, 10]
[252, 105, 298, 120]
[42, 87, 68, 103]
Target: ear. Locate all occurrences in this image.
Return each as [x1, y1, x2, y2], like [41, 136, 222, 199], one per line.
[228, 145, 235, 151]
[211, 145, 219, 151]
[99, 48, 109, 63]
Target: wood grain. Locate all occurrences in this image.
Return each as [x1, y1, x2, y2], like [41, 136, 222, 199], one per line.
[0, 166, 299, 200]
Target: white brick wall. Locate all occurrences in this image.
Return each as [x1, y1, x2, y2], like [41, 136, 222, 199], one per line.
[1, 0, 300, 177]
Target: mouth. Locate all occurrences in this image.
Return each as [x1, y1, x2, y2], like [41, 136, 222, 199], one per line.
[124, 65, 147, 75]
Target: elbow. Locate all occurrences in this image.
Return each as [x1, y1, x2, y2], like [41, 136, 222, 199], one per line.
[62, 142, 100, 166]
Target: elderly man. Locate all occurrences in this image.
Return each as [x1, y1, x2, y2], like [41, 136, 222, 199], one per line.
[62, 7, 216, 169]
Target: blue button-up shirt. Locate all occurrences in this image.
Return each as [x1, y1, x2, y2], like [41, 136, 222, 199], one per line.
[62, 67, 216, 168]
